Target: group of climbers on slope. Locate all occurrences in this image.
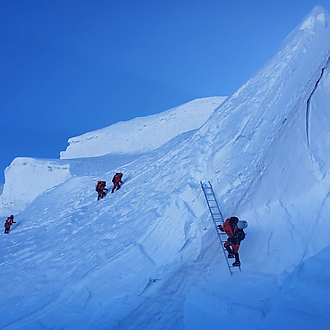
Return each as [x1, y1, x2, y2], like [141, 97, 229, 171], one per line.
[94, 173, 249, 269]
[94, 173, 248, 269]
[218, 216, 248, 267]
[4, 215, 16, 234]
[4, 172, 248, 270]
[3, 172, 249, 271]
[3, 172, 123, 234]
[95, 172, 123, 201]
[3, 172, 124, 234]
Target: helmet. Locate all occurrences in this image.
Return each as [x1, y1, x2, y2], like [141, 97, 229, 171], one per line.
[237, 220, 248, 229]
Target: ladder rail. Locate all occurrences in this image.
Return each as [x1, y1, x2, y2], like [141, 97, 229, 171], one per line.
[200, 181, 241, 275]
[205, 181, 224, 222]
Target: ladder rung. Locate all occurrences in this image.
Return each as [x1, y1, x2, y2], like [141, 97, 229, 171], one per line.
[201, 181, 240, 276]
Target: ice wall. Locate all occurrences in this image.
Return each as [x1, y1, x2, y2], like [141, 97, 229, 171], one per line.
[0, 157, 71, 216]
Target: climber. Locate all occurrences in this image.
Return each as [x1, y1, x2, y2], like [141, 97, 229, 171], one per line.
[4, 218, 11, 234]
[95, 181, 108, 201]
[111, 173, 123, 193]
[218, 216, 238, 238]
[218, 217, 248, 267]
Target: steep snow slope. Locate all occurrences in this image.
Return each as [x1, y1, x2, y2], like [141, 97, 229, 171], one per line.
[184, 6, 330, 328]
[184, 246, 330, 330]
[0, 97, 225, 216]
[1, 6, 330, 330]
[1, 141, 215, 329]
[192, 5, 330, 273]
[60, 97, 226, 159]
[258, 246, 330, 329]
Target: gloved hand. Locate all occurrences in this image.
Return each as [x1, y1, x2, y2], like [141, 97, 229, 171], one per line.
[218, 225, 224, 231]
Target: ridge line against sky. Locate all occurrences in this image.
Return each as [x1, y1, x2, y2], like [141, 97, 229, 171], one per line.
[1, 0, 329, 184]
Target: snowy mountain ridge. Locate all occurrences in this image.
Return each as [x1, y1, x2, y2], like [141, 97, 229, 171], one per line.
[1, 6, 330, 330]
[0, 97, 225, 216]
[60, 97, 226, 159]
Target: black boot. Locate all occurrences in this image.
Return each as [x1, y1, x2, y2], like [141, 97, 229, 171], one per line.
[232, 253, 241, 267]
[225, 246, 234, 258]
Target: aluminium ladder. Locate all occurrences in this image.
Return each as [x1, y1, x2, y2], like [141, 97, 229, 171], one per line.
[200, 181, 241, 275]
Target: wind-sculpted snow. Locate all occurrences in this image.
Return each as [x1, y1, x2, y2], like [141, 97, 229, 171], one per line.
[1, 5, 330, 330]
[258, 246, 330, 329]
[0, 97, 225, 217]
[60, 97, 226, 159]
[190, 5, 330, 272]
[0, 146, 215, 329]
[185, 247, 330, 330]
[0, 158, 71, 216]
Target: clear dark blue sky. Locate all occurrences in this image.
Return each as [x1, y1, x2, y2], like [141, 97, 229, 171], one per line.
[1, 0, 329, 184]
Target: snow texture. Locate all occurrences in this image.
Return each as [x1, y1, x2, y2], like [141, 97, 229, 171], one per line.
[0, 158, 71, 216]
[1, 5, 330, 330]
[0, 97, 225, 216]
[60, 97, 226, 159]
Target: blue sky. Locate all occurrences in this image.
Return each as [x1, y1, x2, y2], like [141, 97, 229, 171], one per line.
[1, 0, 329, 184]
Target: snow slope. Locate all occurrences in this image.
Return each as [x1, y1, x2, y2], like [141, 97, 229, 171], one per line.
[0, 97, 225, 216]
[60, 97, 226, 159]
[1, 6, 330, 330]
[259, 246, 330, 329]
[190, 5, 330, 274]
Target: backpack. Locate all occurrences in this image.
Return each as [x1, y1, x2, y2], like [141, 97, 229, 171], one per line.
[231, 227, 245, 244]
[113, 173, 123, 183]
[229, 217, 239, 231]
[237, 229, 245, 242]
[96, 181, 105, 191]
